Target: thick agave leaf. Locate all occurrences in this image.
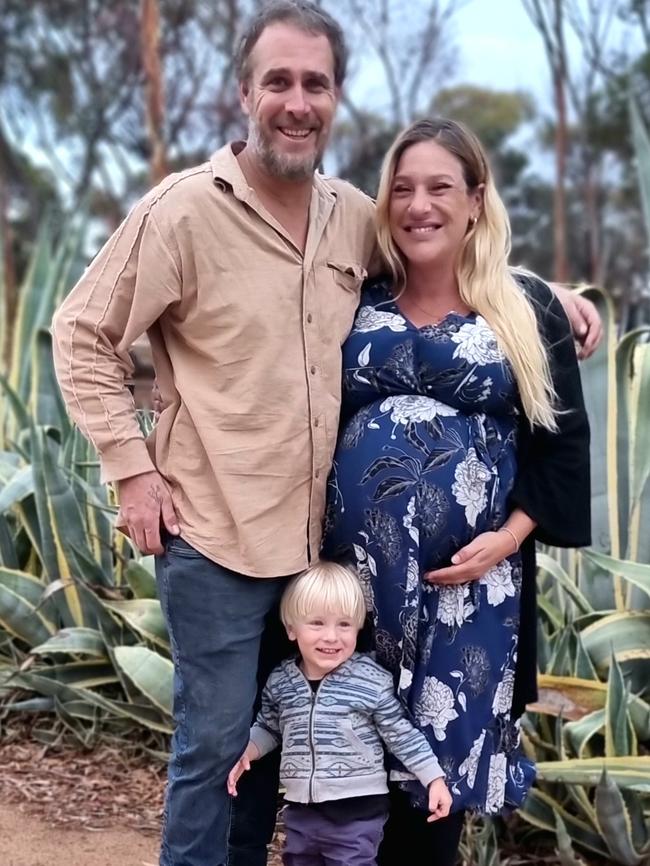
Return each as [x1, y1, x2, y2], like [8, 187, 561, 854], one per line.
[125, 561, 158, 599]
[595, 769, 647, 866]
[537, 553, 593, 615]
[605, 655, 636, 758]
[583, 549, 650, 602]
[15, 671, 172, 734]
[0, 566, 48, 609]
[31, 627, 106, 658]
[35, 659, 118, 688]
[580, 611, 650, 673]
[536, 757, 650, 791]
[105, 599, 169, 649]
[31, 330, 70, 437]
[564, 710, 603, 759]
[576, 289, 620, 571]
[520, 788, 609, 857]
[0, 514, 18, 569]
[30, 428, 112, 624]
[0, 569, 56, 645]
[113, 645, 173, 716]
[0, 465, 34, 512]
[554, 812, 589, 866]
[620, 334, 650, 571]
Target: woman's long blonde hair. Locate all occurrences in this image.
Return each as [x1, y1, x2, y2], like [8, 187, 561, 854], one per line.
[376, 118, 557, 431]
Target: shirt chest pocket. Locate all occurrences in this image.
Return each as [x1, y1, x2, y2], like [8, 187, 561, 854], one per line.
[318, 261, 368, 346]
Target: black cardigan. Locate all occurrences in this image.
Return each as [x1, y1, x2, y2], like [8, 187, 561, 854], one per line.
[509, 274, 592, 717]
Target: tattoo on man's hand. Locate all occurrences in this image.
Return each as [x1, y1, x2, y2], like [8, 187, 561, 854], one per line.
[148, 484, 163, 505]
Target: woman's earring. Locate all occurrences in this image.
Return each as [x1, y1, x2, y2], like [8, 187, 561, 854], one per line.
[471, 215, 478, 226]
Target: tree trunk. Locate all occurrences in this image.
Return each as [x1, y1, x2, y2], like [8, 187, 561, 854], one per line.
[552, 0, 569, 283]
[141, 0, 168, 184]
[0, 177, 18, 370]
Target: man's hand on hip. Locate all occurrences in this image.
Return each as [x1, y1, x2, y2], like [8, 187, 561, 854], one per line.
[116, 470, 180, 554]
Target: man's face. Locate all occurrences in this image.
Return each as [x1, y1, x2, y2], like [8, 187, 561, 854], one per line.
[239, 23, 340, 181]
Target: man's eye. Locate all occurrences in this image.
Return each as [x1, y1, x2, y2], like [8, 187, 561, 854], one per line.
[392, 186, 410, 194]
[268, 78, 288, 88]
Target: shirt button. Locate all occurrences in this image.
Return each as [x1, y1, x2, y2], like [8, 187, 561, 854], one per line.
[315, 469, 321, 479]
[307, 313, 313, 323]
[314, 418, 320, 427]
[310, 365, 316, 375]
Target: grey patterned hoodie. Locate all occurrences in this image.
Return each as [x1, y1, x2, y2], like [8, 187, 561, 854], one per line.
[249, 652, 444, 803]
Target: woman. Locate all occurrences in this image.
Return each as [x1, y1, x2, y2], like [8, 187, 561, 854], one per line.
[322, 118, 590, 865]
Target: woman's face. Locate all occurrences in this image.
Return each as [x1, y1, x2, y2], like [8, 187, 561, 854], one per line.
[388, 139, 482, 271]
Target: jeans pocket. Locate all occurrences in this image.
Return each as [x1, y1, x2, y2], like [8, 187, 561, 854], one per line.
[166, 536, 205, 559]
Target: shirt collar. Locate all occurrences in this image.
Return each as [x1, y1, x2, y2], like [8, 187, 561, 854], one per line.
[209, 141, 338, 202]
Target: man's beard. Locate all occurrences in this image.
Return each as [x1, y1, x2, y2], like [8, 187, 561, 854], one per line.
[247, 117, 324, 181]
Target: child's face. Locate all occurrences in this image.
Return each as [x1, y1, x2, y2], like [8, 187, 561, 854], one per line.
[287, 610, 359, 680]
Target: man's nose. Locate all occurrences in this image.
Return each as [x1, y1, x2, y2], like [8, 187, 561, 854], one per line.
[285, 85, 310, 116]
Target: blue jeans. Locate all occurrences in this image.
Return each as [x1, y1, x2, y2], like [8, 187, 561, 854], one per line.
[156, 536, 293, 866]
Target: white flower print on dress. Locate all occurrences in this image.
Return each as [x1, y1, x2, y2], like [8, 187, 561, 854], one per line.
[380, 395, 458, 425]
[403, 496, 419, 545]
[405, 553, 419, 597]
[414, 676, 459, 741]
[450, 315, 505, 365]
[451, 448, 492, 527]
[486, 753, 507, 813]
[436, 585, 476, 629]
[492, 667, 516, 715]
[458, 730, 486, 789]
[481, 559, 516, 606]
[353, 306, 407, 333]
[399, 666, 413, 692]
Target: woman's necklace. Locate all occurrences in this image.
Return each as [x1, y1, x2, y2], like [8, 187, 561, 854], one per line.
[404, 292, 470, 324]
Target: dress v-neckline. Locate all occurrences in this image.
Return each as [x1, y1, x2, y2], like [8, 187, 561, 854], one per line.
[389, 296, 476, 332]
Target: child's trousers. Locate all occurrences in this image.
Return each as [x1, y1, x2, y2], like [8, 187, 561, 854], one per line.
[282, 803, 388, 866]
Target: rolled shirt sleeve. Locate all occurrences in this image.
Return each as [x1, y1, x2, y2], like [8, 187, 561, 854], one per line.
[52, 194, 182, 483]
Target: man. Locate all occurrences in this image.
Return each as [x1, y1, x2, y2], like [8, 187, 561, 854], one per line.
[52, 3, 601, 865]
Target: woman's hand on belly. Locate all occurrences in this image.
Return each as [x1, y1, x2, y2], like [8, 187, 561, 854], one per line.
[423, 531, 517, 585]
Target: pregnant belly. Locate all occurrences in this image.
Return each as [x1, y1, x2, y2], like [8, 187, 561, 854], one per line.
[330, 400, 517, 567]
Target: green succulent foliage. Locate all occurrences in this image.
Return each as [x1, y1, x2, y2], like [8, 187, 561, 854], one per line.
[0, 222, 173, 746]
[516, 274, 650, 861]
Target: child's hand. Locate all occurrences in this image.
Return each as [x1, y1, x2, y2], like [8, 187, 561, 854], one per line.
[427, 777, 453, 822]
[227, 743, 259, 796]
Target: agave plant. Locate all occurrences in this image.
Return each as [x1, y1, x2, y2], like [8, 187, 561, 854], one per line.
[508, 117, 650, 859]
[0, 220, 174, 746]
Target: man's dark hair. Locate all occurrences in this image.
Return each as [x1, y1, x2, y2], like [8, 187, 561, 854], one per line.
[235, 1, 348, 88]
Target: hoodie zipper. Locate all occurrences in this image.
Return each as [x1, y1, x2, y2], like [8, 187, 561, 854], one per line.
[307, 682, 319, 802]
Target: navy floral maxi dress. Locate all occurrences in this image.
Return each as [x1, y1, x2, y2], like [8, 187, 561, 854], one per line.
[322, 279, 536, 814]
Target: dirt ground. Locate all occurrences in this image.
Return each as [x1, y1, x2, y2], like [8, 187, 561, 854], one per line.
[0, 726, 284, 866]
[0, 804, 159, 866]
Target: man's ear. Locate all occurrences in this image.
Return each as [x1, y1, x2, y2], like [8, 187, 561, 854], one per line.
[239, 80, 251, 116]
[286, 624, 297, 642]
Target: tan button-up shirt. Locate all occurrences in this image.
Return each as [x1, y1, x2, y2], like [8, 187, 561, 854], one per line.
[52, 143, 377, 577]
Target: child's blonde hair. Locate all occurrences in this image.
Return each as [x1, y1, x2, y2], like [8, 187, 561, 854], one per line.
[280, 561, 367, 630]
